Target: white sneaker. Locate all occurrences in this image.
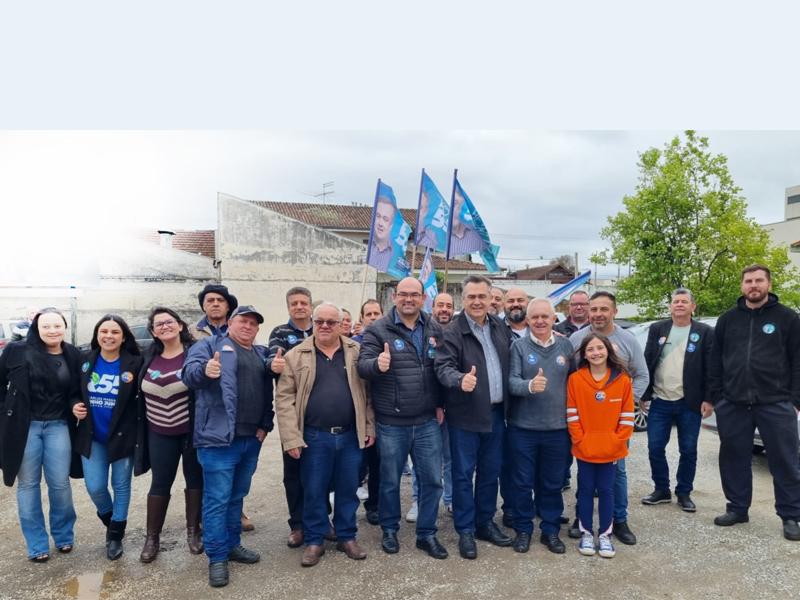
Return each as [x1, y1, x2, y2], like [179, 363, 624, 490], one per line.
[579, 532, 596, 556]
[406, 501, 418, 523]
[598, 533, 615, 558]
[356, 486, 369, 501]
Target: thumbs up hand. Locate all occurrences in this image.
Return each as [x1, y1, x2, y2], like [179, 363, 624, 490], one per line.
[206, 351, 222, 379]
[461, 365, 478, 392]
[271, 347, 286, 374]
[530, 367, 547, 393]
[378, 342, 392, 373]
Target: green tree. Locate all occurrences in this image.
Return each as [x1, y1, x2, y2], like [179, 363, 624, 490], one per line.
[601, 131, 799, 317]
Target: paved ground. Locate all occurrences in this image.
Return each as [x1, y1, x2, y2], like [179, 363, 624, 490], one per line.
[0, 427, 797, 600]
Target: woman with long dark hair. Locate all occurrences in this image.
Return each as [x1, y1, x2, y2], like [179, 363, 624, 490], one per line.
[0, 308, 81, 562]
[135, 306, 203, 562]
[72, 314, 142, 560]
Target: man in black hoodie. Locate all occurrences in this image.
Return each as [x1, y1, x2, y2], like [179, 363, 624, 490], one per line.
[708, 264, 800, 540]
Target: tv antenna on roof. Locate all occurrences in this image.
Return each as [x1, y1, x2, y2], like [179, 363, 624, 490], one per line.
[314, 181, 335, 204]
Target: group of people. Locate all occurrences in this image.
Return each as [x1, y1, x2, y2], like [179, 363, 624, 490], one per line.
[1, 264, 800, 589]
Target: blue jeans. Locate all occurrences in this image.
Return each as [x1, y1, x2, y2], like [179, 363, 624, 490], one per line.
[300, 426, 362, 545]
[378, 419, 443, 538]
[614, 457, 628, 522]
[577, 459, 616, 535]
[449, 407, 505, 534]
[508, 426, 570, 535]
[647, 398, 702, 494]
[81, 440, 133, 522]
[500, 427, 515, 518]
[17, 420, 76, 558]
[197, 436, 262, 562]
[411, 421, 452, 506]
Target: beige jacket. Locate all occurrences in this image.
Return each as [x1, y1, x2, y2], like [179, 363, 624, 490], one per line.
[275, 335, 374, 451]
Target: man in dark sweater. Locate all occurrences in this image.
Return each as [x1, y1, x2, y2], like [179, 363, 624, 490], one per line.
[435, 275, 514, 559]
[708, 264, 800, 540]
[357, 277, 448, 559]
[507, 298, 574, 554]
[554, 290, 590, 337]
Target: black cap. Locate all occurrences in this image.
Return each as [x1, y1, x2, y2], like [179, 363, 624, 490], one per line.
[229, 304, 264, 324]
[198, 284, 238, 317]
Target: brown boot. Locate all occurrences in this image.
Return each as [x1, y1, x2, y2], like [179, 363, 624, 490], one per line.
[140, 495, 170, 563]
[241, 512, 254, 532]
[185, 489, 204, 555]
[301, 544, 325, 567]
[336, 539, 367, 560]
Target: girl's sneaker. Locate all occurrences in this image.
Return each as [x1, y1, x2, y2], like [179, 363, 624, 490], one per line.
[578, 532, 596, 556]
[598, 533, 616, 558]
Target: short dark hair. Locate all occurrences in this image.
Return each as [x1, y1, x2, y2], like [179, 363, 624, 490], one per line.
[590, 290, 617, 306]
[286, 287, 312, 303]
[360, 299, 382, 318]
[741, 264, 771, 282]
[462, 275, 492, 290]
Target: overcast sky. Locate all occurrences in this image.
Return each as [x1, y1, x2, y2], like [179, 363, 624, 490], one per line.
[3, 130, 800, 283]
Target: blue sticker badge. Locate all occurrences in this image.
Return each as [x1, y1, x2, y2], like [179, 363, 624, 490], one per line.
[595, 391, 606, 402]
[81, 361, 90, 373]
[394, 339, 405, 351]
[658, 336, 667, 346]
[763, 323, 776, 335]
[527, 354, 538, 365]
[287, 334, 298, 345]
[121, 371, 134, 384]
[150, 370, 161, 379]
[556, 355, 566, 366]
[689, 332, 700, 343]
[686, 343, 696, 353]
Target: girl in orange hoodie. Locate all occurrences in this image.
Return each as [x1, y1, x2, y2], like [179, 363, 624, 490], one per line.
[567, 333, 635, 558]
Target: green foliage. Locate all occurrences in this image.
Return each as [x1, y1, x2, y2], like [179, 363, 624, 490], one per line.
[601, 131, 799, 317]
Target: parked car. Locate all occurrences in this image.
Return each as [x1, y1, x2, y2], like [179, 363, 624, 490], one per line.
[0, 319, 18, 355]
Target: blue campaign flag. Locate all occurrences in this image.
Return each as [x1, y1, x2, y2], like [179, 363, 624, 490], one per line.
[446, 173, 501, 273]
[415, 170, 450, 253]
[418, 247, 438, 312]
[547, 270, 592, 305]
[366, 180, 412, 279]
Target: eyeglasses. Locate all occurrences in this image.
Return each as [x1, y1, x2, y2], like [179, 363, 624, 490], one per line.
[396, 292, 423, 299]
[313, 319, 340, 328]
[153, 319, 177, 330]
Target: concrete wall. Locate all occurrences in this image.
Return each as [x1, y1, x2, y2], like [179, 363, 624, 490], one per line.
[217, 193, 378, 340]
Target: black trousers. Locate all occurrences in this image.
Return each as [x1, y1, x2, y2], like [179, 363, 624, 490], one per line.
[362, 444, 380, 513]
[716, 400, 800, 520]
[148, 429, 203, 496]
[283, 451, 333, 530]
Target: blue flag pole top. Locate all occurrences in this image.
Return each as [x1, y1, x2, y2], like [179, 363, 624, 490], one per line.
[446, 173, 500, 273]
[415, 169, 450, 253]
[366, 180, 411, 279]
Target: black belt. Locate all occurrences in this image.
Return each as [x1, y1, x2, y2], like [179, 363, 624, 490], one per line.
[308, 425, 352, 434]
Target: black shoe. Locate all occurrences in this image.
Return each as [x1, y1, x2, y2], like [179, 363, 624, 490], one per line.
[677, 494, 697, 513]
[559, 515, 570, 524]
[366, 510, 379, 526]
[512, 532, 530, 553]
[502, 512, 514, 528]
[475, 521, 512, 547]
[209, 560, 229, 587]
[106, 520, 126, 561]
[567, 518, 581, 539]
[381, 531, 399, 554]
[612, 521, 637, 545]
[783, 519, 800, 541]
[641, 489, 672, 505]
[228, 544, 260, 564]
[416, 535, 448, 559]
[714, 511, 749, 527]
[539, 533, 566, 554]
[458, 533, 477, 559]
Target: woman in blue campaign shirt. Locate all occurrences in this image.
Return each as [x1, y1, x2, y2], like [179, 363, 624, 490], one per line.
[72, 314, 142, 561]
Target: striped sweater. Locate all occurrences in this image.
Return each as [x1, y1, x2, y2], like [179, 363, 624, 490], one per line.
[140, 353, 190, 436]
[566, 366, 634, 463]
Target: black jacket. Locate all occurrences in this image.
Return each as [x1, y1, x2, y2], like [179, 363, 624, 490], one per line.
[73, 350, 143, 462]
[133, 344, 196, 476]
[266, 320, 313, 377]
[357, 308, 443, 426]
[709, 293, 800, 407]
[643, 318, 713, 413]
[0, 341, 83, 486]
[434, 312, 512, 432]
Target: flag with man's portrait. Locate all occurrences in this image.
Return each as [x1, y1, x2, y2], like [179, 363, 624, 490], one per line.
[418, 246, 438, 312]
[446, 174, 500, 272]
[414, 170, 450, 253]
[366, 180, 411, 279]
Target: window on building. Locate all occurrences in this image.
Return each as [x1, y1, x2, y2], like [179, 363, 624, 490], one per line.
[788, 194, 800, 205]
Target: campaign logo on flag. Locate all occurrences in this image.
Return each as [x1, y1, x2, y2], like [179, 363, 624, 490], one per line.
[446, 175, 501, 273]
[418, 247, 438, 312]
[366, 180, 411, 279]
[415, 170, 450, 253]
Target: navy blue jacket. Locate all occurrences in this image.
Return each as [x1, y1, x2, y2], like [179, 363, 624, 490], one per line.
[182, 335, 274, 448]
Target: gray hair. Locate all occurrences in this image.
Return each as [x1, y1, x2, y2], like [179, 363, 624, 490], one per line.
[671, 287, 695, 303]
[526, 297, 555, 318]
[312, 301, 344, 321]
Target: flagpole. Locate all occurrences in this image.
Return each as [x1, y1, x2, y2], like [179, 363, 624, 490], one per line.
[361, 263, 369, 304]
[444, 168, 458, 291]
[362, 178, 382, 303]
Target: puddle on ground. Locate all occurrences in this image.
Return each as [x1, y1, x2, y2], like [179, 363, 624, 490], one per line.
[64, 570, 114, 600]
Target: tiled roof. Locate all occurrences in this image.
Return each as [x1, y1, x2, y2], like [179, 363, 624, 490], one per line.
[252, 200, 417, 231]
[142, 230, 216, 259]
[405, 251, 486, 272]
[512, 264, 574, 282]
